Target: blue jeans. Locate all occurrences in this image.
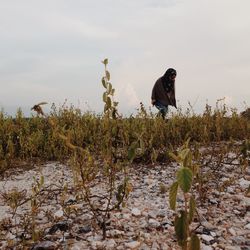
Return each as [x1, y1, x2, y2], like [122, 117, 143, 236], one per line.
[155, 101, 168, 119]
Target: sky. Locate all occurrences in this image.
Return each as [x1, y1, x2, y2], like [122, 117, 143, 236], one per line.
[0, 0, 250, 116]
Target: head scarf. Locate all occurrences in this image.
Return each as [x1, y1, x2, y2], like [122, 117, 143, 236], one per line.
[163, 68, 177, 93]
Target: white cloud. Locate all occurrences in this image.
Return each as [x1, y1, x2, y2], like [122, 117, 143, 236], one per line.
[117, 83, 140, 108]
[0, 0, 250, 115]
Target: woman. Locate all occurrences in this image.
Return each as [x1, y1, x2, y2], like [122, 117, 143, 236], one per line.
[151, 68, 177, 119]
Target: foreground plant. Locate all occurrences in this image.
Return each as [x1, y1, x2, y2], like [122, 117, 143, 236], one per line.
[169, 139, 200, 249]
[56, 59, 133, 240]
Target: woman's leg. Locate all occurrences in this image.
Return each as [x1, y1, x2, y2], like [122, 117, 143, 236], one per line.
[155, 101, 168, 119]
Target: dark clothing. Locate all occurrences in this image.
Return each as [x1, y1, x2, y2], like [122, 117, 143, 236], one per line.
[151, 76, 177, 108]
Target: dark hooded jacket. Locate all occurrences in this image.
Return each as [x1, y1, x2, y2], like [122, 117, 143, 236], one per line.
[151, 68, 177, 108]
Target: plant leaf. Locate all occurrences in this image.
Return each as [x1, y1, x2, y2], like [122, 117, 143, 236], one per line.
[106, 70, 110, 81]
[102, 77, 107, 88]
[169, 181, 179, 211]
[128, 141, 139, 162]
[183, 150, 192, 168]
[177, 167, 193, 193]
[107, 82, 112, 94]
[110, 88, 115, 96]
[169, 152, 181, 163]
[102, 58, 108, 65]
[106, 97, 112, 109]
[174, 210, 188, 247]
[189, 195, 196, 223]
[40, 176, 44, 186]
[189, 234, 200, 250]
[103, 92, 107, 102]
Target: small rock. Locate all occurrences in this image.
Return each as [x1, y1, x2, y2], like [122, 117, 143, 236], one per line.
[227, 187, 234, 193]
[239, 178, 250, 189]
[139, 243, 150, 250]
[148, 218, 161, 228]
[71, 242, 89, 250]
[151, 241, 160, 250]
[233, 209, 241, 215]
[87, 235, 103, 242]
[202, 221, 217, 230]
[244, 223, 250, 230]
[105, 239, 117, 249]
[54, 209, 63, 218]
[77, 225, 91, 234]
[91, 241, 103, 249]
[161, 243, 170, 250]
[122, 213, 131, 220]
[201, 244, 213, 250]
[232, 236, 246, 245]
[65, 197, 77, 205]
[109, 229, 125, 237]
[125, 241, 141, 249]
[48, 221, 69, 234]
[209, 198, 218, 205]
[131, 208, 141, 217]
[148, 211, 157, 219]
[228, 227, 237, 236]
[242, 197, 250, 207]
[210, 231, 216, 237]
[157, 210, 167, 218]
[6, 232, 15, 240]
[142, 232, 151, 240]
[201, 234, 214, 244]
[32, 241, 56, 250]
[224, 247, 241, 250]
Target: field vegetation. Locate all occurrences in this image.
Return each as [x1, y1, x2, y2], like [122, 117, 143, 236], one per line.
[0, 59, 249, 249]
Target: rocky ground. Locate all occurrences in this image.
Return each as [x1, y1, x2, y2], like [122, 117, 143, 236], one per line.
[0, 159, 249, 250]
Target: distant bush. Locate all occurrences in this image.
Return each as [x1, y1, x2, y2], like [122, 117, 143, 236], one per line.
[0, 104, 249, 172]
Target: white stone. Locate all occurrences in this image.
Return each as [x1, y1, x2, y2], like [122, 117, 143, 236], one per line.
[202, 221, 217, 230]
[131, 208, 141, 216]
[227, 187, 234, 193]
[151, 241, 160, 250]
[109, 229, 125, 237]
[33, 241, 56, 250]
[105, 239, 117, 249]
[161, 243, 170, 250]
[125, 241, 141, 249]
[157, 210, 167, 218]
[244, 223, 250, 230]
[201, 243, 213, 250]
[54, 209, 63, 218]
[91, 240, 103, 249]
[122, 213, 131, 220]
[6, 232, 15, 240]
[242, 197, 250, 206]
[148, 218, 161, 228]
[143, 233, 151, 240]
[233, 209, 241, 215]
[228, 228, 237, 236]
[210, 231, 216, 237]
[201, 234, 214, 243]
[139, 243, 150, 250]
[148, 211, 157, 219]
[71, 242, 88, 250]
[239, 178, 250, 189]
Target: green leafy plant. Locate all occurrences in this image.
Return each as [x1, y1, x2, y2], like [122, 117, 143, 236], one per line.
[55, 59, 133, 240]
[169, 139, 201, 249]
[101, 58, 119, 119]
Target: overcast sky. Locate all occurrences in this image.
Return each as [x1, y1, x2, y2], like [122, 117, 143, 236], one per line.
[0, 0, 250, 116]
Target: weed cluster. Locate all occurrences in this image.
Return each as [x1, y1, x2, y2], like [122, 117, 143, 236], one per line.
[0, 102, 249, 175]
[0, 59, 249, 249]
